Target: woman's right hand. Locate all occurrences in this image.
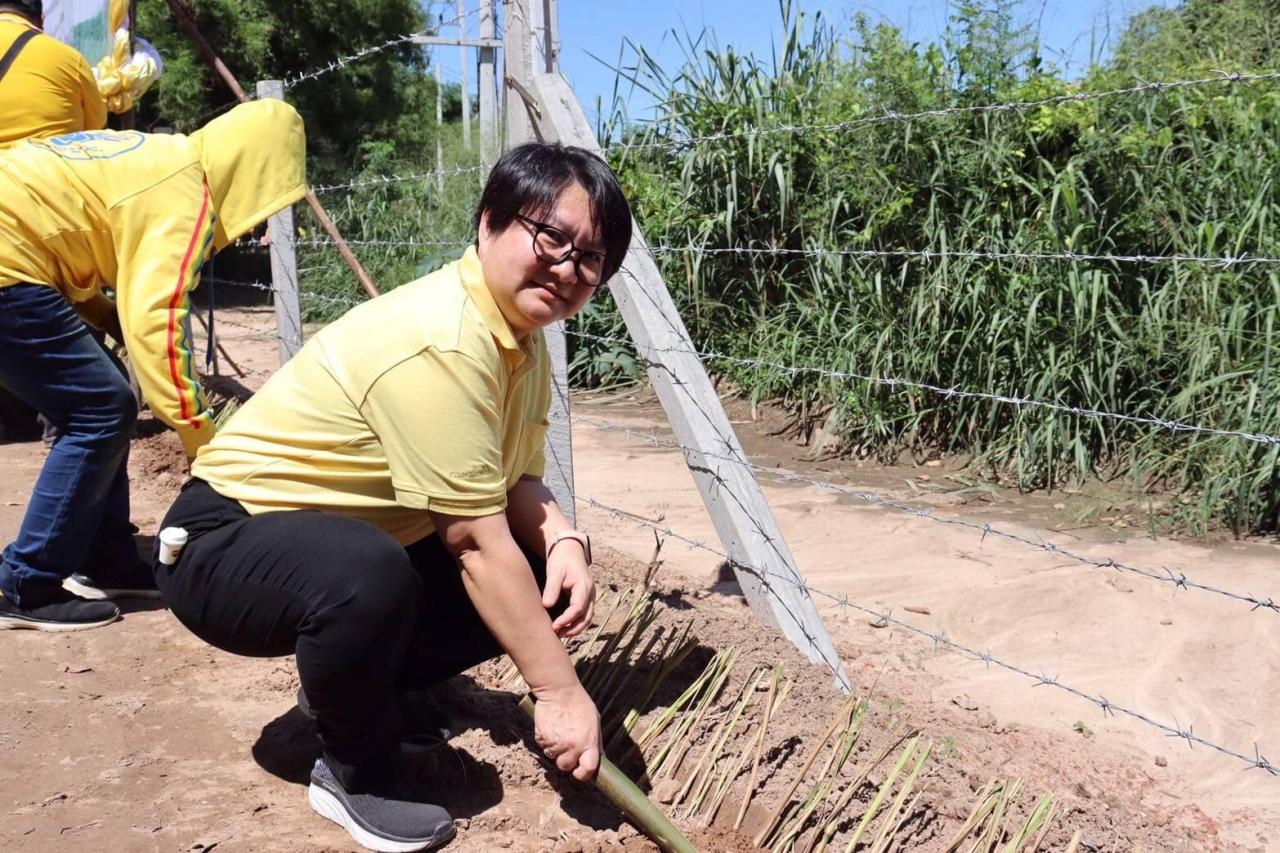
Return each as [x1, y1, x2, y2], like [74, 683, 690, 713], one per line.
[533, 685, 601, 781]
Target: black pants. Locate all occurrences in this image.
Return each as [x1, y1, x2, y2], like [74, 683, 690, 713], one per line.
[156, 478, 549, 791]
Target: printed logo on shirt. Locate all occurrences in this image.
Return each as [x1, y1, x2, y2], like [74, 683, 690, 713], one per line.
[455, 462, 498, 482]
[33, 131, 146, 161]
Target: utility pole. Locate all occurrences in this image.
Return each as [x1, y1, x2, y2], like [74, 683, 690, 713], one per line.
[529, 0, 556, 72]
[435, 58, 445, 192]
[457, 0, 472, 152]
[478, 0, 498, 172]
[503, 0, 534, 145]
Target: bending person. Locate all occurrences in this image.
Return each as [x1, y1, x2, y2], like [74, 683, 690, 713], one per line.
[155, 143, 633, 852]
[0, 0, 109, 444]
[0, 100, 307, 630]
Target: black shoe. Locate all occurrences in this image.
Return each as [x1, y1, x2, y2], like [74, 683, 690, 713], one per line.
[65, 559, 160, 600]
[0, 588, 120, 632]
[308, 756, 455, 852]
[297, 688, 454, 755]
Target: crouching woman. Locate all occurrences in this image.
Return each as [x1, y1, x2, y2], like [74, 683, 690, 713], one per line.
[155, 143, 632, 852]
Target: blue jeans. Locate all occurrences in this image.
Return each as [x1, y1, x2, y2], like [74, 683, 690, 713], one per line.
[0, 284, 138, 607]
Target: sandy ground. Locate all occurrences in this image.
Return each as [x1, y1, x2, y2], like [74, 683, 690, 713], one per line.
[572, 397, 1280, 851]
[1, 306, 1277, 851]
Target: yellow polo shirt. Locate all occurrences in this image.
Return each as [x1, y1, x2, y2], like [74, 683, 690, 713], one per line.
[192, 246, 551, 545]
[0, 13, 107, 147]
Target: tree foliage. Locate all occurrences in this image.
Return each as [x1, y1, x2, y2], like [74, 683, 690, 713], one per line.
[135, 0, 462, 180]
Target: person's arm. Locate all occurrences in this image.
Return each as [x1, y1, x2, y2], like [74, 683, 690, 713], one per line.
[432, 508, 601, 781]
[507, 475, 594, 637]
[74, 53, 107, 131]
[112, 172, 216, 458]
[70, 292, 122, 342]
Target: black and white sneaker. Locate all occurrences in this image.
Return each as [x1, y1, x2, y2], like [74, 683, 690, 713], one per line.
[64, 559, 160, 600]
[297, 687, 454, 755]
[308, 757, 456, 852]
[0, 588, 120, 632]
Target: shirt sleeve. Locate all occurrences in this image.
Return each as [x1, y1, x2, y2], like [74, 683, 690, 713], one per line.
[360, 348, 510, 516]
[75, 54, 107, 131]
[524, 437, 546, 478]
[112, 171, 217, 458]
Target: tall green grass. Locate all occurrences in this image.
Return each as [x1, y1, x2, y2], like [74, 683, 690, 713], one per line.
[582, 2, 1279, 535]
[295, 123, 483, 319]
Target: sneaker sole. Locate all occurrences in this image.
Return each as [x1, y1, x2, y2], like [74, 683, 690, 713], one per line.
[0, 612, 120, 632]
[308, 783, 456, 852]
[63, 577, 162, 601]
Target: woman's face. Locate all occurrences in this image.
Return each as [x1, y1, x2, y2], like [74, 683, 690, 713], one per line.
[478, 182, 605, 339]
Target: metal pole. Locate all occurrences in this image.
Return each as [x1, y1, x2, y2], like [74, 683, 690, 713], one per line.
[478, 0, 498, 172]
[259, 79, 304, 364]
[457, 0, 472, 152]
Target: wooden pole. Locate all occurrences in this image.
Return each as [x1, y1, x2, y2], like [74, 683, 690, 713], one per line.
[163, 0, 381, 299]
[478, 0, 498, 172]
[457, 0, 472, 152]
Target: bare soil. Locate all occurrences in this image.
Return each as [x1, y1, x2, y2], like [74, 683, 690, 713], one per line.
[1, 307, 1275, 852]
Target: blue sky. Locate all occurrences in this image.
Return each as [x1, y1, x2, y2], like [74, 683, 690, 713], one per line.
[429, 0, 1173, 125]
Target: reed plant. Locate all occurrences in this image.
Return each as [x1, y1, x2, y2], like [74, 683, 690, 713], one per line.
[582, 0, 1279, 534]
[295, 122, 483, 321]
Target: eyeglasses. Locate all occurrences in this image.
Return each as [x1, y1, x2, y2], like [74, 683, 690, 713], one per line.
[515, 214, 607, 287]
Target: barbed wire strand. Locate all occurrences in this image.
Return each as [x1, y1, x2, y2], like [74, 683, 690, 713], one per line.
[208, 276, 368, 310]
[279, 233, 1280, 268]
[566, 330, 1280, 447]
[292, 237, 473, 249]
[310, 165, 487, 196]
[607, 69, 1280, 154]
[577, 494, 1277, 776]
[193, 275, 1279, 771]
[572, 414, 1279, 615]
[647, 244, 1280, 268]
[283, 5, 486, 89]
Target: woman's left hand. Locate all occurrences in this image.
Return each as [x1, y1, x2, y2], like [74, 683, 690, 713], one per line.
[542, 544, 594, 638]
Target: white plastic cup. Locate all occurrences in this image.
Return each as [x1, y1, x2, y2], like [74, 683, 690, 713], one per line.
[158, 527, 189, 566]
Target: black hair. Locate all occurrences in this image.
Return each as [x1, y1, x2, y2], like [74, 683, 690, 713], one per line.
[0, 1, 41, 23]
[474, 143, 633, 284]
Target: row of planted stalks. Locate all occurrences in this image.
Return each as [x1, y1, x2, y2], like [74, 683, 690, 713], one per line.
[503, 586, 1079, 852]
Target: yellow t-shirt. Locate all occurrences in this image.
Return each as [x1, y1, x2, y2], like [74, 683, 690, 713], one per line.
[0, 14, 107, 148]
[192, 246, 551, 545]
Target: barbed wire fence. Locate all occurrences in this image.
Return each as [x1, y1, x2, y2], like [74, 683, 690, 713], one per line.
[573, 495, 1277, 776]
[192, 13, 1280, 780]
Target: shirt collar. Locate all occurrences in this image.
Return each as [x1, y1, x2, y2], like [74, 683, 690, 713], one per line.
[458, 244, 525, 356]
[0, 13, 38, 29]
